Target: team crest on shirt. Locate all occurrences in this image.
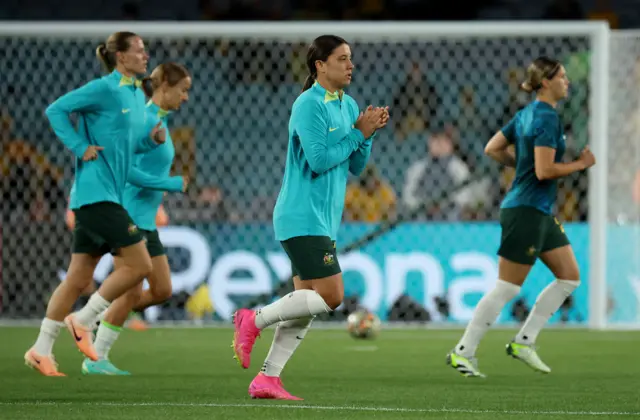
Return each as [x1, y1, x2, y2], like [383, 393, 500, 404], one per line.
[128, 224, 139, 235]
[323, 253, 335, 265]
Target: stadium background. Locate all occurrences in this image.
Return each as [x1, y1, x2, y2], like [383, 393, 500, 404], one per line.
[0, 0, 638, 328]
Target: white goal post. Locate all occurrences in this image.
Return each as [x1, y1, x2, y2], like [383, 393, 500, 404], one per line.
[0, 21, 617, 329]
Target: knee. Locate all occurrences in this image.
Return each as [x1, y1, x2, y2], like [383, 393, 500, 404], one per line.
[151, 282, 172, 304]
[559, 269, 580, 283]
[317, 289, 344, 310]
[131, 256, 153, 280]
[64, 267, 95, 292]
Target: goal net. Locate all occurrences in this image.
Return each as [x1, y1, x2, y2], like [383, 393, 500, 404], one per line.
[606, 31, 640, 327]
[0, 22, 611, 327]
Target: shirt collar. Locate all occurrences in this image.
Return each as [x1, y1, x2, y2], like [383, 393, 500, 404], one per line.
[146, 100, 170, 118]
[312, 81, 344, 103]
[112, 69, 142, 88]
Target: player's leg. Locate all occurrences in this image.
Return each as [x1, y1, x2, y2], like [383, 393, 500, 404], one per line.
[127, 254, 172, 331]
[84, 230, 169, 375]
[507, 217, 577, 373]
[66, 203, 151, 359]
[81, 255, 140, 375]
[233, 236, 340, 371]
[448, 207, 542, 377]
[132, 231, 172, 310]
[25, 222, 103, 375]
[128, 230, 172, 330]
[248, 268, 314, 400]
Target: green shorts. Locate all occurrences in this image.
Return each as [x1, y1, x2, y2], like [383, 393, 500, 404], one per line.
[281, 236, 341, 280]
[72, 201, 144, 256]
[498, 206, 570, 265]
[141, 229, 165, 258]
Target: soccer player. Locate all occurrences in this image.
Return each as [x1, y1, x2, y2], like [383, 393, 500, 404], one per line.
[82, 62, 191, 375]
[232, 34, 389, 400]
[447, 57, 596, 378]
[25, 31, 166, 376]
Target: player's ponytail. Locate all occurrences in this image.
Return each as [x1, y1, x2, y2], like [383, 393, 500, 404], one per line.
[302, 34, 348, 92]
[521, 56, 561, 93]
[302, 72, 316, 91]
[96, 31, 139, 73]
[96, 43, 115, 73]
[141, 76, 154, 97]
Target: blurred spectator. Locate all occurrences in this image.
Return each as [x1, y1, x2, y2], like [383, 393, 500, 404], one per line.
[403, 130, 485, 220]
[0, 107, 64, 223]
[344, 165, 397, 222]
[171, 126, 197, 182]
[165, 185, 233, 222]
[454, 86, 491, 171]
[502, 68, 530, 125]
[392, 61, 439, 141]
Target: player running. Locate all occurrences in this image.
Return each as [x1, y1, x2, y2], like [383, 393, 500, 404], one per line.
[82, 62, 191, 375]
[25, 31, 165, 376]
[232, 34, 389, 400]
[447, 57, 596, 378]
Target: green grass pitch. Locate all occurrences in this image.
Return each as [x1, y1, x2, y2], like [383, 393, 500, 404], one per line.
[0, 326, 639, 419]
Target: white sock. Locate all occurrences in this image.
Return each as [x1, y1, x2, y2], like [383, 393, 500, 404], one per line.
[261, 316, 314, 377]
[33, 318, 64, 356]
[456, 279, 521, 358]
[93, 308, 108, 330]
[515, 279, 579, 345]
[94, 321, 123, 360]
[254, 289, 331, 329]
[74, 293, 111, 328]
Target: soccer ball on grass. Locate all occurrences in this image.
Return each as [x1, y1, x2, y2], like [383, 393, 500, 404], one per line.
[346, 308, 381, 339]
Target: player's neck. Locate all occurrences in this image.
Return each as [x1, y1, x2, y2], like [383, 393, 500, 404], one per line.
[535, 94, 557, 108]
[116, 65, 135, 78]
[315, 77, 341, 94]
[151, 93, 168, 110]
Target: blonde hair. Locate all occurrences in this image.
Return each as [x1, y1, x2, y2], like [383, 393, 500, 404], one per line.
[520, 57, 561, 93]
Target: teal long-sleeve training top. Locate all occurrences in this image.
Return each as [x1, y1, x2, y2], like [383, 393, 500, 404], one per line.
[273, 81, 373, 242]
[123, 101, 184, 231]
[45, 69, 160, 210]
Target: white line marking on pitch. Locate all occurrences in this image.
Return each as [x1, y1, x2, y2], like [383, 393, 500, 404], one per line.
[0, 401, 638, 416]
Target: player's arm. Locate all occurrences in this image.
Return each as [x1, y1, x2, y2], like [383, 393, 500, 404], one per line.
[349, 138, 373, 176]
[348, 100, 375, 176]
[485, 117, 516, 167]
[45, 79, 107, 159]
[533, 116, 592, 180]
[128, 167, 184, 192]
[534, 148, 585, 180]
[633, 169, 640, 204]
[296, 99, 365, 175]
[137, 113, 163, 153]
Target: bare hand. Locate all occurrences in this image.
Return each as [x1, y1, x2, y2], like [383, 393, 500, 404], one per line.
[182, 175, 190, 192]
[151, 121, 166, 144]
[377, 106, 390, 129]
[82, 145, 104, 161]
[579, 146, 596, 169]
[355, 105, 385, 138]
